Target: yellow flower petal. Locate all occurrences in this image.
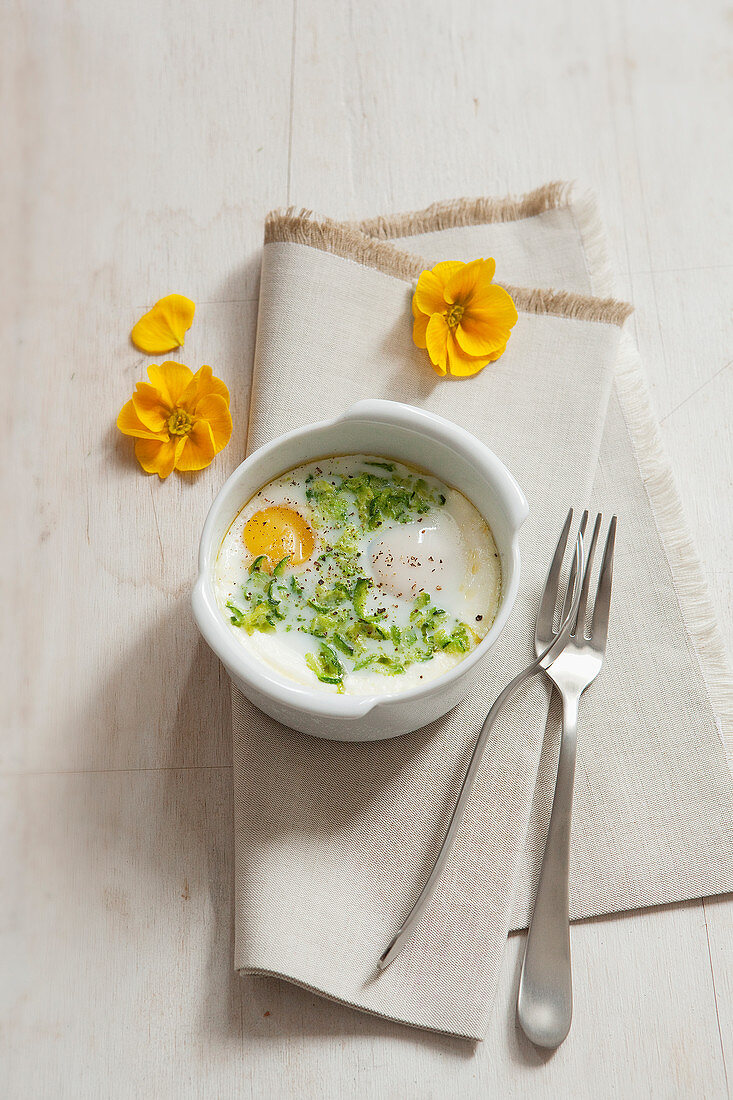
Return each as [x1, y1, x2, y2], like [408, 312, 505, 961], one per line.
[414, 269, 448, 316]
[454, 326, 494, 358]
[447, 357, 488, 378]
[443, 258, 491, 306]
[425, 313, 449, 374]
[486, 342, 508, 363]
[174, 420, 216, 472]
[411, 294, 429, 348]
[193, 393, 233, 453]
[117, 399, 168, 441]
[132, 382, 171, 431]
[465, 284, 519, 329]
[455, 314, 512, 357]
[146, 361, 195, 407]
[134, 436, 181, 478]
[130, 294, 195, 354]
[446, 331, 492, 377]
[181, 364, 231, 412]
[196, 364, 229, 402]
[431, 260, 467, 284]
[412, 310, 429, 349]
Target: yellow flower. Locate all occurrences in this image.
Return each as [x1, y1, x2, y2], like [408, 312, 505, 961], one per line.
[411, 259, 518, 377]
[117, 362, 232, 478]
[130, 294, 195, 353]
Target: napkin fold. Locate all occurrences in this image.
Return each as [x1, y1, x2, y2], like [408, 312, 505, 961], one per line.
[231, 183, 733, 1039]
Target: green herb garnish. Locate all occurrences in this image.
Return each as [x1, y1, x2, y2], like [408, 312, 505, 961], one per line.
[225, 459, 480, 685]
[305, 643, 345, 691]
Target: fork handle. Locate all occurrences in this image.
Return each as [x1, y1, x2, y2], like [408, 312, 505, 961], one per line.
[517, 688, 579, 1048]
[377, 533, 585, 973]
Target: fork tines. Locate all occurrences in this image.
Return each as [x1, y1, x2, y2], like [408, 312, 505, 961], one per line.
[540, 509, 617, 646]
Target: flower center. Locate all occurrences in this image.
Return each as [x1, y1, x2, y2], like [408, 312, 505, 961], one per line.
[444, 303, 464, 330]
[167, 408, 193, 436]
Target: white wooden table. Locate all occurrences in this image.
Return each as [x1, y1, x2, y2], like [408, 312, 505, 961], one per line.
[3, 1, 732, 1095]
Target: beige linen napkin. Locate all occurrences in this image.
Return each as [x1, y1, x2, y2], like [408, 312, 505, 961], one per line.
[231, 183, 733, 1040]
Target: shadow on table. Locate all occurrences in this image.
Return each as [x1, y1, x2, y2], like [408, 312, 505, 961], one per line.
[236, 970, 477, 1057]
[55, 596, 241, 1047]
[63, 592, 480, 1059]
[58, 595, 456, 1050]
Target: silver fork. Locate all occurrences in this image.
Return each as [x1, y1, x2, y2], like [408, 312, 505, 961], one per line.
[377, 516, 588, 972]
[517, 509, 617, 1049]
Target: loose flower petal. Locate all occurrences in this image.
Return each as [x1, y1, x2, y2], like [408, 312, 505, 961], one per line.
[131, 294, 195, 353]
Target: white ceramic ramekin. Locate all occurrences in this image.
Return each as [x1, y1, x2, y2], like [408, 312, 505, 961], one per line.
[192, 400, 528, 741]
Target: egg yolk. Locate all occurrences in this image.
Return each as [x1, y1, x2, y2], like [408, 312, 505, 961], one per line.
[243, 506, 315, 569]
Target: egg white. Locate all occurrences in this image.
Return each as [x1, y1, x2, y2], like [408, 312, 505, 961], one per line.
[368, 489, 500, 638]
[215, 455, 502, 695]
